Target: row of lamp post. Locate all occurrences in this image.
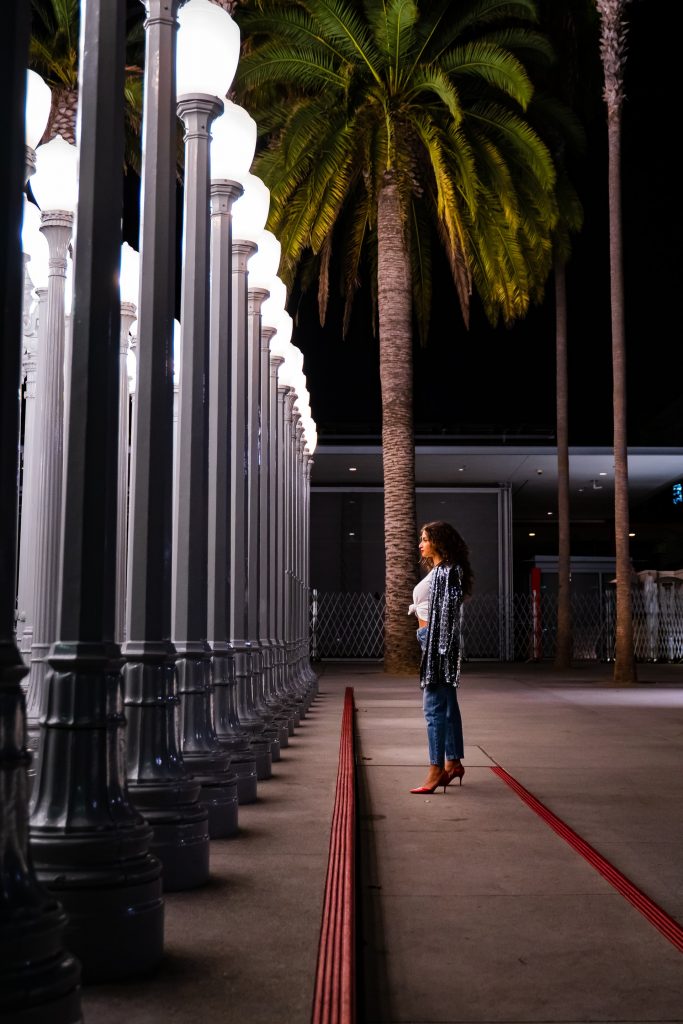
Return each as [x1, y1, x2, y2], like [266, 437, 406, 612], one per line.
[1, 1, 318, 1020]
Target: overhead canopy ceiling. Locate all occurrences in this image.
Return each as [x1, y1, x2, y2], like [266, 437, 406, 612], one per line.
[311, 446, 683, 522]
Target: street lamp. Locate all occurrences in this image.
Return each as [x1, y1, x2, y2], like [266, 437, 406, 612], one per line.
[24, 69, 51, 182]
[116, 243, 139, 644]
[2, 23, 81, 1019]
[16, 199, 48, 656]
[173, 0, 240, 837]
[29, 0, 164, 980]
[207, 104, 261, 803]
[25, 134, 78, 738]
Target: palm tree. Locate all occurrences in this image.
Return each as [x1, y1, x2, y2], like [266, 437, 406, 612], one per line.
[595, 0, 636, 683]
[29, 0, 144, 170]
[235, 0, 562, 673]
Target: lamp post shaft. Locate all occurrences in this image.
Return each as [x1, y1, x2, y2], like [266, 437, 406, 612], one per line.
[16, 278, 44, 656]
[173, 93, 238, 837]
[28, 0, 164, 980]
[0, 6, 81, 1017]
[208, 181, 258, 804]
[122, 0, 210, 890]
[230, 241, 271, 779]
[25, 212, 72, 734]
[115, 303, 135, 644]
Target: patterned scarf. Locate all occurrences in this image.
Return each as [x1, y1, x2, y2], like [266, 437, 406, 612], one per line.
[419, 563, 464, 689]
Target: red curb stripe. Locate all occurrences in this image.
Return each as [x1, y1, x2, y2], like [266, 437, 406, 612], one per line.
[491, 765, 683, 954]
[312, 687, 356, 1024]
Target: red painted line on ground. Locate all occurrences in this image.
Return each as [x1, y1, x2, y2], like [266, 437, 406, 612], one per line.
[491, 765, 683, 954]
[311, 687, 356, 1024]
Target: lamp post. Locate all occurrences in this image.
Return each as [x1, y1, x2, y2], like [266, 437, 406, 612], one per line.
[117, 242, 139, 645]
[208, 100, 260, 804]
[1, 12, 81, 1017]
[25, 135, 78, 744]
[230, 173, 280, 774]
[28, 0, 164, 979]
[172, 0, 240, 836]
[260, 275, 299, 736]
[16, 200, 48, 656]
[266, 318, 299, 720]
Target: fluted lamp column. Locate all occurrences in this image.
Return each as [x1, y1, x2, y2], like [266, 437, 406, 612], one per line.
[116, 243, 139, 645]
[266, 317, 298, 719]
[29, 0, 165, 981]
[16, 201, 49, 657]
[207, 101, 260, 804]
[228, 173, 278, 780]
[0, 16, 81, 1019]
[172, 0, 240, 837]
[249, 252, 291, 749]
[229, 186, 272, 774]
[25, 136, 78, 751]
[262, 288, 300, 734]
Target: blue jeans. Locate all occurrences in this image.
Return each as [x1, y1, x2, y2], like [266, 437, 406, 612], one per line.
[417, 626, 464, 766]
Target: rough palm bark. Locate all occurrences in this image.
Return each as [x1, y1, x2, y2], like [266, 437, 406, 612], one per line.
[596, 0, 636, 684]
[554, 254, 572, 669]
[377, 175, 418, 674]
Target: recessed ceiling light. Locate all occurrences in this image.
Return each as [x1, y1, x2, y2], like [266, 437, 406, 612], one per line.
[458, 466, 466, 472]
[528, 532, 536, 537]
[348, 466, 357, 472]
[629, 532, 636, 538]
[599, 471, 607, 476]
[546, 511, 553, 516]
[348, 532, 355, 537]
[578, 488, 584, 493]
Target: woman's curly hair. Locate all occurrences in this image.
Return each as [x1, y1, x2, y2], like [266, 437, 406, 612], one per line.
[419, 520, 474, 596]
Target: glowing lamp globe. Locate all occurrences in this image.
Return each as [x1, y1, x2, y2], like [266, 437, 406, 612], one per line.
[211, 101, 257, 181]
[232, 172, 270, 243]
[31, 135, 79, 213]
[260, 275, 287, 326]
[289, 344, 304, 375]
[268, 311, 293, 355]
[22, 197, 49, 288]
[119, 242, 141, 307]
[176, 0, 240, 100]
[247, 231, 281, 290]
[25, 70, 51, 150]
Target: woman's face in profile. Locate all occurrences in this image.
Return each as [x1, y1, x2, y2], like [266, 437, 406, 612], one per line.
[418, 530, 437, 563]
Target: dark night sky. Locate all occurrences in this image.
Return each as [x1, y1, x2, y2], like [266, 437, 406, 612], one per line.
[288, 1, 680, 448]
[120, 1, 678, 449]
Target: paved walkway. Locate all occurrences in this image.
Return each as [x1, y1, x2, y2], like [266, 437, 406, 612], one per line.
[80, 660, 683, 1023]
[352, 660, 683, 1024]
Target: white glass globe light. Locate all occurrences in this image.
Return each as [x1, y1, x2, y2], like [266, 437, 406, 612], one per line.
[289, 344, 304, 375]
[119, 242, 140, 307]
[260, 275, 287, 326]
[176, 0, 240, 100]
[21, 198, 49, 288]
[211, 101, 257, 181]
[31, 135, 79, 212]
[25, 70, 52, 150]
[247, 231, 281, 290]
[231, 172, 270, 243]
[268, 311, 293, 355]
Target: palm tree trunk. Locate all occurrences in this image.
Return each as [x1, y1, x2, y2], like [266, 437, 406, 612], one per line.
[607, 114, 636, 683]
[377, 174, 418, 674]
[597, 0, 636, 684]
[554, 255, 572, 669]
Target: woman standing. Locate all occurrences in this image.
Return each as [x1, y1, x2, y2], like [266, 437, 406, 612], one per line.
[408, 521, 473, 794]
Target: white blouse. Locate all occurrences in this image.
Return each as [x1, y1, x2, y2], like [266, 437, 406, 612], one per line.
[409, 568, 434, 620]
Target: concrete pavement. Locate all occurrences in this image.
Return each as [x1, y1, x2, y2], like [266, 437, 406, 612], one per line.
[78, 660, 683, 1023]
[352, 660, 683, 1024]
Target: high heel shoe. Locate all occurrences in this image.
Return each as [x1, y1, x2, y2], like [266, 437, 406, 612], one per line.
[410, 771, 449, 795]
[445, 764, 465, 787]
